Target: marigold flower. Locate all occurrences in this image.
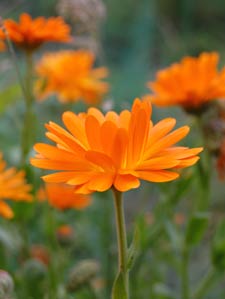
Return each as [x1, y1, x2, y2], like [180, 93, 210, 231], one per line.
[147, 52, 225, 112]
[31, 98, 202, 193]
[35, 50, 109, 104]
[38, 183, 91, 210]
[0, 13, 71, 51]
[0, 153, 32, 219]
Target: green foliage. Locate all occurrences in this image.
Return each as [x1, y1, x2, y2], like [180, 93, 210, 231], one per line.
[212, 220, 225, 270]
[185, 212, 209, 247]
[0, 84, 21, 114]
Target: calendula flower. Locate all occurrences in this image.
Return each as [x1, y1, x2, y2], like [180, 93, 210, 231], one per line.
[147, 52, 225, 112]
[0, 153, 32, 219]
[38, 183, 91, 210]
[35, 50, 109, 104]
[31, 98, 202, 193]
[0, 13, 71, 52]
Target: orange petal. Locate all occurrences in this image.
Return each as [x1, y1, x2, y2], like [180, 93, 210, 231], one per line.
[136, 170, 179, 182]
[114, 174, 140, 191]
[88, 173, 114, 191]
[0, 200, 14, 219]
[85, 115, 101, 151]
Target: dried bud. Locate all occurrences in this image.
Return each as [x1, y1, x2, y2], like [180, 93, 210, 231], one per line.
[57, 0, 106, 33]
[67, 259, 100, 292]
[0, 270, 14, 299]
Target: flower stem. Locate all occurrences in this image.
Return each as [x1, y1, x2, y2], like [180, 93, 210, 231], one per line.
[181, 245, 190, 299]
[112, 188, 129, 298]
[21, 50, 36, 166]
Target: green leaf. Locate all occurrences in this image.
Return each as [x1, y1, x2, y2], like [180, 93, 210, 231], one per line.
[111, 272, 127, 299]
[185, 212, 209, 246]
[127, 227, 139, 270]
[165, 220, 182, 249]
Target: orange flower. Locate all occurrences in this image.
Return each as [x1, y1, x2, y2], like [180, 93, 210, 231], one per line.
[38, 183, 91, 210]
[0, 153, 32, 219]
[147, 52, 225, 111]
[31, 98, 202, 193]
[0, 13, 71, 51]
[35, 50, 109, 104]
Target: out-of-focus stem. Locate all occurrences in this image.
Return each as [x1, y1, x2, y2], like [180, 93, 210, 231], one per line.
[181, 245, 190, 299]
[193, 268, 223, 299]
[20, 50, 36, 166]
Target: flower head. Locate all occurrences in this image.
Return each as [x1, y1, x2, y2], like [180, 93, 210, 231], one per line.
[35, 50, 109, 104]
[30, 98, 203, 193]
[147, 52, 225, 112]
[38, 183, 91, 210]
[0, 13, 71, 51]
[0, 153, 32, 219]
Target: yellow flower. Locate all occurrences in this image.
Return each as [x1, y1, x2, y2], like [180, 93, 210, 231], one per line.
[0, 153, 32, 219]
[31, 98, 202, 193]
[35, 50, 109, 104]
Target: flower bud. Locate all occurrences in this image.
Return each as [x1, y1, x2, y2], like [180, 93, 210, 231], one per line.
[67, 259, 100, 292]
[56, 225, 74, 246]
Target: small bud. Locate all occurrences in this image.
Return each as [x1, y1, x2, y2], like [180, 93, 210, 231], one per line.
[22, 259, 47, 282]
[67, 259, 100, 292]
[0, 270, 14, 299]
[56, 225, 74, 246]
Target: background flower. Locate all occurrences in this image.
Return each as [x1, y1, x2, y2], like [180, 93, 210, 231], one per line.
[37, 183, 92, 210]
[31, 98, 202, 193]
[0, 152, 32, 219]
[147, 52, 225, 111]
[35, 50, 109, 104]
[0, 13, 71, 52]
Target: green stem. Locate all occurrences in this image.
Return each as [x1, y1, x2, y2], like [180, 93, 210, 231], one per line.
[193, 268, 223, 299]
[21, 50, 36, 166]
[181, 245, 190, 299]
[112, 188, 129, 298]
[2, 20, 36, 167]
[46, 205, 60, 299]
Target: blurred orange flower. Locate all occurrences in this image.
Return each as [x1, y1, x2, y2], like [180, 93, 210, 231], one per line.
[31, 98, 203, 193]
[0, 13, 71, 51]
[147, 52, 225, 111]
[0, 153, 32, 219]
[38, 183, 91, 210]
[0, 31, 5, 51]
[35, 50, 108, 104]
[30, 244, 50, 265]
